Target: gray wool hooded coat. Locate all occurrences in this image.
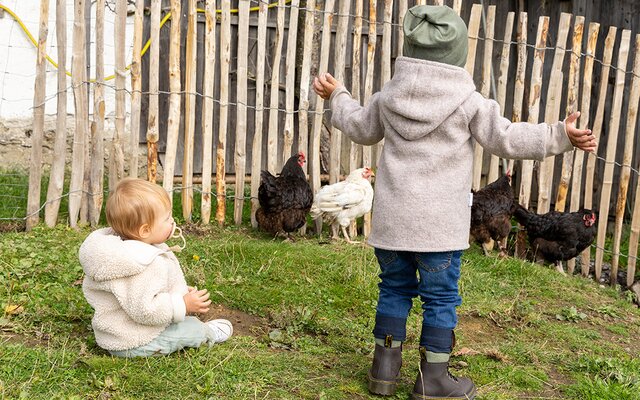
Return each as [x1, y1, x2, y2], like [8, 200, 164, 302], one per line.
[329, 57, 573, 252]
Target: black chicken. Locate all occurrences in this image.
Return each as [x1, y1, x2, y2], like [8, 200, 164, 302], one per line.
[470, 173, 515, 257]
[513, 204, 596, 274]
[256, 152, 313, 239]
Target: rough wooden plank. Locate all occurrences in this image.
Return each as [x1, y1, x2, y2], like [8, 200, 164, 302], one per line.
[509, 12, 527, 175]
[374, 0, 393, 169]
[595, 29, 631, 282]
[557, 16, 585, 274]
[452, 0, 462, 15]
[234, 0, 250, 225]
[628, 162, 640, 286]
[217, 1, 231, 226]
[362, 0, 377, 237]
[113, 0, 126, 184]
[478, 5, 496, 186]
[27, 0, 50, 230]
[181, 0, 197, 222]
[583, 26, 616, 275]
[329, 0, 352, 184]
[267, 0, 286, 174]
[397, 0, 408, 56]
[129, 0, 144, 178]
[537, 12, 571, 215]
[611, 34, 640, 287]
[45, 0, 67, 227]
[518, 16, 549, 211]
[201, 0, 215, 223]
[465, 4, 482, 190]
[312, 0, 336, 214]
[294, 0, 312, 233]
[163, 0, 181, 204]
[69, 0, 87, 228]
[145, 0, 161, 183]
[282, 0, 301, 166]
[492, 11, 514, 180]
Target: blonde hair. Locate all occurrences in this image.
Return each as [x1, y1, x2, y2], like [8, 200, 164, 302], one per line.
[106, 178, 171, 240]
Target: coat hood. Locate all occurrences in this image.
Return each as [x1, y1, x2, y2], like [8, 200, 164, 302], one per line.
[380, 57, 476, 140]
[79, 228, 170, 282]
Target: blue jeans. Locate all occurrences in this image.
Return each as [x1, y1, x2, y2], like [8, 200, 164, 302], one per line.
[373, 248, 463, 352]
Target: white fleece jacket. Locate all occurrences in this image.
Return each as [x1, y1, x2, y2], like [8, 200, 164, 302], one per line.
[79, 228, 188, 351]
[330, 57, 574, 252]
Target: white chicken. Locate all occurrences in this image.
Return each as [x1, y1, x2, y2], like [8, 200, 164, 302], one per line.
[310, 167, 374, 243]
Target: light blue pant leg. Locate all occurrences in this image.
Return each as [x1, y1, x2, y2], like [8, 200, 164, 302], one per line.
[109, 316, 215, 358]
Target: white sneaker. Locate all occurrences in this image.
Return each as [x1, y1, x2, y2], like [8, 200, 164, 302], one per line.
[206, 319, 233, 343]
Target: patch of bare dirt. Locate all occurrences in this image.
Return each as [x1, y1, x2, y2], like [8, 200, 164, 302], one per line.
[200, 303, 269, 337]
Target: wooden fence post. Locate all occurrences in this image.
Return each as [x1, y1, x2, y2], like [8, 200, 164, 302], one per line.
[480, 5, 496, 185]
[89, 0, 105, 227]
[537, 13, 571, 215]
[329, 0, 351, 184]
[129, 0, 144, 179]
[26, 0, 49, 231]
[465, 4, 482, 190]
[583, 26, 616, 275]
[573, 22, 600, 277]
[113, 0, 126, 188]
[493, 11, 514, 178]
[283, 0, 301, 166]
[292, 0, 316, 235]
[201, 0, 215, 223]
[595, 30, 631, 283]
[181, 0, 197, 222]
[146, 0, 160, 183]
[267, 0, 286, 174]
[509, 11, 527, 176]
[234, 0, 250, 225]
[44, 0, 67, 227]
[163, 0, 182, 205]
[362, 0, 377, 237]
[610, 34, 640, 287]
[217, 1, 231, 226]
[69, 0, 87, 228]
[556, 16, 584, 274]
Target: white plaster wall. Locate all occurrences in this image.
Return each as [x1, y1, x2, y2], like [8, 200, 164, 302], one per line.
[0, 0, 136, 120]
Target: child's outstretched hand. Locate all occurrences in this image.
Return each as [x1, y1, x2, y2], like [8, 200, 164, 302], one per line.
[184, 286, 211, 314]
[313, 73, 342, 100]
[565, 112, 597, 153]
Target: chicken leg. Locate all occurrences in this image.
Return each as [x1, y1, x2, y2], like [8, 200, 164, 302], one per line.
[341, 225, 360, 244]
[555, 261, 566, 276]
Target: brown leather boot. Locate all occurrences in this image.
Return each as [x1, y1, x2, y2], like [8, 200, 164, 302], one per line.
[411, 347, 476, 400]
[367, 338, 403, 396]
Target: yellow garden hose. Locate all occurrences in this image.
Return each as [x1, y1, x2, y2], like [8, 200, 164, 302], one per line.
[0, 1, 292, 82]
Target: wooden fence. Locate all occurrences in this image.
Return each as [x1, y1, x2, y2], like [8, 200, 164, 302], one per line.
[24, 0, 640, 288]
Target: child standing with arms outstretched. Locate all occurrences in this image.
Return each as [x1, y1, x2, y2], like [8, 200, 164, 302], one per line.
[314, 5, 596, 399]
[80, 178, 233, 357]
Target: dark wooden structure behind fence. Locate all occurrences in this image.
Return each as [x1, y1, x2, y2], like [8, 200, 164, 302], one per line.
[25, 0, 640, 288]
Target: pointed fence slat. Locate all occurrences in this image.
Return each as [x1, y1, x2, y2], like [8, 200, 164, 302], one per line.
[493, 11, 514, 177]
[145, 0, 160, 183]
[628, 165, 640, 286]
[375, 0, 393, 168]
[129, 0, 144, 179]
[519, 16, 549, 212]
[181, 0, 197, 222]
[573, 22, 599, 276]
[610, 34, 640, 287]
[557, 16, 585, 274]
[312, 0, 336, 232]
[234, 0, 250, 225]
[362, 0, 377, 237]
[329, 0, 352, 184]
[583, 26, 616, 273]
[27, 0, 50, 230]
[537, 13, 571, 215]
[452, 0, 462, 15]
[201, 0, 216, 224]
[509, 11, 527, 175]
[282, 0, 301, 166]
[595, 29, 631, 282]
[267, 0, 286, 174]
[397, 0, 408, 55]
[465, 4, 482, 190]
[89, 0, 105, 227]
[163, 0, 182, 205]
[114, 0, 127, 186]
[482, 6, 497, 184]
[216, 2, 231, 226]
[69, 0, 87, 228]
[45, 0, 67, 227]
[293, 0, 311, 233]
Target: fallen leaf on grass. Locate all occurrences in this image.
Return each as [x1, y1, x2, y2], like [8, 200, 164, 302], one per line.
[4, 304, 24, 315]
[454, 347, 481, 356]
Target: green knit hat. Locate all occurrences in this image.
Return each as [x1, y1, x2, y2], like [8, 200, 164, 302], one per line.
[403, 5, 468, 68]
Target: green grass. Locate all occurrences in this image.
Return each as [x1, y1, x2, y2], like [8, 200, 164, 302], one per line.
[1, 223, 640, 399]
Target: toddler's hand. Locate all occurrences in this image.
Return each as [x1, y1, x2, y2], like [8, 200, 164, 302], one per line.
[565, 112, 597, 153]
[313, 73, 342, 100]
[183, 287, 211, 314]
